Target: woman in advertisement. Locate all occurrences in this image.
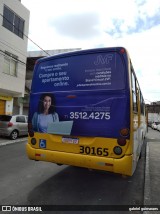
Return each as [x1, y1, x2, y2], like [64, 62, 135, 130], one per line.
[32, 93, 59, 133]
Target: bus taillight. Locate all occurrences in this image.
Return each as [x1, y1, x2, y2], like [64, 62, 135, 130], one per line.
[120, 48, 125, 54]
[117, 138, 126, 146]
[28, 122, 34, 137]
[120, 128, 129, 137]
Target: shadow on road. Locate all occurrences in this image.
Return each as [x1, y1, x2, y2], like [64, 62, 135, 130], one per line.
[27, 152, 145, 207]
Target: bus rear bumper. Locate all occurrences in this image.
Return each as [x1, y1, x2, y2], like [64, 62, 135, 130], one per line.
[26, 143, 133, 176]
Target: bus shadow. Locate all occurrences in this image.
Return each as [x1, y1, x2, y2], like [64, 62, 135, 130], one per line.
[27, 162, 144, 206]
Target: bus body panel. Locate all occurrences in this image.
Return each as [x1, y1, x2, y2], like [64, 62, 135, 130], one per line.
[28, 133, 130, 159]
[26, 143, 133, 176]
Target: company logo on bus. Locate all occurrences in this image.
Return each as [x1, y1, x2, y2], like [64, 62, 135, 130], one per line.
[94, 54, 113, 65]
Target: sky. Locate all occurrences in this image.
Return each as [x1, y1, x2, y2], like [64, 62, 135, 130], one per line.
[21, 0, 160, 103]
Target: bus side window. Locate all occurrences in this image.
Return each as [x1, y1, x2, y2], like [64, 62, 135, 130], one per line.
[131, 70, 138, 113]
[140, 92, 145, 115]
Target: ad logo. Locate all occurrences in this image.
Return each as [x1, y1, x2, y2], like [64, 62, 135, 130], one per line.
[94, 54, 113, 65]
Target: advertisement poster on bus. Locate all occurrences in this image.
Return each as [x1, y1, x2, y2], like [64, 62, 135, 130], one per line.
[29, 51, 130, 138]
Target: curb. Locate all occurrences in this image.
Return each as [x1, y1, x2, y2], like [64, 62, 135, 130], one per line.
[143, 142, 155, 214]
[144, 142, 151, 204]
[0, 137, 28, 147]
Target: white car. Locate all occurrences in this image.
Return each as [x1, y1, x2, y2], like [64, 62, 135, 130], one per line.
[152, 122, 160, 130]
[151, 122, 156, 129]
[157, 124, 160, 131]
[0, 115, 28, 140]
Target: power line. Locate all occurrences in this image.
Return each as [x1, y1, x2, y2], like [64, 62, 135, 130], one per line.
[0, 49, 26, 65]
[26, 36, 51, 56]
[0, 39, 44, 71]
[0, 38, 27, 59]
[0, 40, 27, 63]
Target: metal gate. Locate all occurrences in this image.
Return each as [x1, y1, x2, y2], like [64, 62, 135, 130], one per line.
[0, 100, 5, 114]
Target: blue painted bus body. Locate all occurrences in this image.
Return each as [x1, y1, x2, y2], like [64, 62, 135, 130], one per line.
[29, 47, 130, 139]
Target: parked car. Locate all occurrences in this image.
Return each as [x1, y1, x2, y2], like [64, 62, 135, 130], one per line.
[151, 122, 155, 129]
[156, 124, 160, 132]
[0, 115, 28, 140]
[151, 122, 160, 130]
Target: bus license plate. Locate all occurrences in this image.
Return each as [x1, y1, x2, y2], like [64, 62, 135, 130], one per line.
[62, 137, 79, 144]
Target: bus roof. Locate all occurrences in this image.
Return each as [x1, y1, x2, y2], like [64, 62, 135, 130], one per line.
[35, 47, 128, 64]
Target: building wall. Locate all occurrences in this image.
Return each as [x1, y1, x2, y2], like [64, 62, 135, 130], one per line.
[148, 113, 160, 122]
[0, 0, 29, 115]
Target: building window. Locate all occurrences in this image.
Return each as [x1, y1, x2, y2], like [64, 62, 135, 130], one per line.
[3, 5, 24, 39]
[3, 51, 18, 77]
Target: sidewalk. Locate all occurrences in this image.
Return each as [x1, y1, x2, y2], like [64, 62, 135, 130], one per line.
[144, 140, 160, 212]
[0, 136, 28, 147]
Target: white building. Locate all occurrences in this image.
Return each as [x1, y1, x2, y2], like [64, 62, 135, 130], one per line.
[0, 0, 29, 115]
[148, 113, 160, 123]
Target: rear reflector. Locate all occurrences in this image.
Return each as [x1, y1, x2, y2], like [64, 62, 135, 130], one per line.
[105, 163, 113, 167]
[35, 153, 41, 157]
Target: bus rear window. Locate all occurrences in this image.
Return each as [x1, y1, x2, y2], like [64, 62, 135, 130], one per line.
[31, 51, 126, 93]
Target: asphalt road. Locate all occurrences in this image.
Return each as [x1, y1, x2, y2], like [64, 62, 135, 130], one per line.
[0, 134, 148, 214]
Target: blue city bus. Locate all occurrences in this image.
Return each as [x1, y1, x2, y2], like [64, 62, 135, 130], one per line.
[26, 47, 147, 176]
